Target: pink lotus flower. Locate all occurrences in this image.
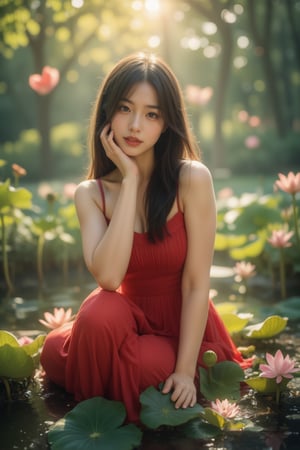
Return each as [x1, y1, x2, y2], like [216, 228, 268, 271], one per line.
[185, 85, 213, 106]
[237, 110, 249, 123]
[211, 399, 240, 419]
[18, 336, 33, 346]
[234, 261, 256, 280]
[12, 163, 27, 178]
[29, 66, 60, 95]
[63, 183, 77, 200]
[275, 172, 300, 195]
[268, 229, 294, 248]
[259, 349, 299, 384]
[248, 115, 261, 127]
[39, 307, 75, 329]
[244, 135, 260, 149]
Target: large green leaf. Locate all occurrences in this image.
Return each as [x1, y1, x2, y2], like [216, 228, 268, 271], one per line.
[201, 407, 227, 429]
[215, 302, 239, 315]
[0, 330, 20, 347]
[182, 418, 221, 439]
[243, 315, 288, 339]
[245, 376, 289, 394]
[139, 386, 203, 429]
[0, 179, 32, 211]
[0, 344, 34, 378]
[262, 297, 300, 321]
[21, 334, 46, 356]
[199, 361, 245, 401]
[233, 201, 281, 234]
[48, 397, 142, 450]
[221, 313, 253, 334]
[215, 233, 247, 251]
[229, 234, 266, 260]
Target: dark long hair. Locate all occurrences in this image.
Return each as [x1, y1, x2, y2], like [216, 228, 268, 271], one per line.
[87, 52, 200, 241]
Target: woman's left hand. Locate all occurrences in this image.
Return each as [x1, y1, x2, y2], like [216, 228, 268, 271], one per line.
[162, 372, 197, 409]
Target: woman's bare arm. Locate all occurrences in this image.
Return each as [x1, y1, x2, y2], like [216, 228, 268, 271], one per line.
[162, 161, 216, 408]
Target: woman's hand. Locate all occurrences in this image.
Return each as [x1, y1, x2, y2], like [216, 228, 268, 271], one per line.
[100, 124, 139, 179]
[162, 372, 197, 409]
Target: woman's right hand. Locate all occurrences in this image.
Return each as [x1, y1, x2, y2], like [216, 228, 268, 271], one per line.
[100, 124, 139, 180]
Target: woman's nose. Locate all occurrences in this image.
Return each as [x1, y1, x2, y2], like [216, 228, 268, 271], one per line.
[129, 114, 141, 131]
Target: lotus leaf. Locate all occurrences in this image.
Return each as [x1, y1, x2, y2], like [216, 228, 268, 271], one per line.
[48, 397, 142, 450]
[244, 315, 287, 339]
[199, 361, 245, 401]
[140, 386, 203, 429]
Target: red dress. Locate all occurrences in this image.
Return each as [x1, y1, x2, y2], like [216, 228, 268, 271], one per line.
[41, 181, 249, 423]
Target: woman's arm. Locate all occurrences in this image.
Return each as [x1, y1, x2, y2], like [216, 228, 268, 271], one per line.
[162, 161, 216, 408]
[75, 125, 140, 290]
[75, 176, 138, 290]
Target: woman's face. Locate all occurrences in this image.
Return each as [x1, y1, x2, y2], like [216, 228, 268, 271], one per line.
[110, 82, 165, 159]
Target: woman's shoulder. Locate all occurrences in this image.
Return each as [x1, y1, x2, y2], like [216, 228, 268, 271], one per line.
[74, 179, 101, 206]
[179, 160, 213, 190]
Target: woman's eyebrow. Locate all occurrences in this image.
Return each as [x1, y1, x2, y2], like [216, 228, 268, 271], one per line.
[120, 97, 161, 110]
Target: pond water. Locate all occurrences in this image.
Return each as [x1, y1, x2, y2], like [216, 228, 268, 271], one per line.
[0, 271, 300, 450]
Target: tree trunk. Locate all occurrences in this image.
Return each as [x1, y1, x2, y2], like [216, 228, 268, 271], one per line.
[247, 0, 287, 137]
[213, 23, 233, 169]
[187, 0, 234, 170]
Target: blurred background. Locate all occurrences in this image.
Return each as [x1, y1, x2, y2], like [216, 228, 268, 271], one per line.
[0, 0, 299, 182]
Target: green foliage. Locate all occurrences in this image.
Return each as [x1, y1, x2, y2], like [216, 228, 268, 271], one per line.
[0, 331, 45, 400]
[0, 164, 81, 291]
[262, 297, 300, 321]
[199, 361, 245, 401]
[48, 397, 142, 450]
[245, 377, 289, 394]
[0, 179, 32, 211]
[140, 386, 203, 429]
[182, 418, 222, 439]
[215, 187, 300, 282]
[243, 315, 288, 339]
[220, 313, 253, 334]
[0, 123, 86, 180]
[227, 131, 300, 175]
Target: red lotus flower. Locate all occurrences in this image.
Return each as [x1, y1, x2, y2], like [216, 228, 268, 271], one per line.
[39, 307, 75, 329]
[29, 66, 60, 95]
[211, 399, 240, 419]
[259, 349, 299, 384]
[275, 172, 300, 195]
[268, 229, 294, 248]
[234, 261, 256, 280]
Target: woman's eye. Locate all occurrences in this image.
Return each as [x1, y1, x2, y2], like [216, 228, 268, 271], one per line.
[119, 104, 130, 112]
[148, 112, 159, 119]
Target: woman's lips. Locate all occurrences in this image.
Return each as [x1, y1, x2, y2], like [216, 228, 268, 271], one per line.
[124, 136, 143, 147]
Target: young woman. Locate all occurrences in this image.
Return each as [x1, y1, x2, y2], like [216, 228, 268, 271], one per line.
[41, 52, 250, 423]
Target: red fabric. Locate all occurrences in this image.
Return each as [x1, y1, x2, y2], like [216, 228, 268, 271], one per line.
[41, 211, 250, 423]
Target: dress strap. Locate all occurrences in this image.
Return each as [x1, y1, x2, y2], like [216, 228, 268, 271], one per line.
[96, 178, 107, 219]
[176, 186, 182, 213]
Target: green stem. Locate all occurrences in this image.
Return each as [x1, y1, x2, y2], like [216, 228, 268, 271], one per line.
[291, 193, 300, 248]
[0, 213, 14, 293]
[275, 384, 280, 405]
[62, 243, 69, 285]
[37, 233, 45, 286]
[279, 248, 286, 299]
[1, 377, 12, 401]
[208, 367, 212, 383]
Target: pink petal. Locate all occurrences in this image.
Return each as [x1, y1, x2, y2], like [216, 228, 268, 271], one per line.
[39, 319, 55, 329]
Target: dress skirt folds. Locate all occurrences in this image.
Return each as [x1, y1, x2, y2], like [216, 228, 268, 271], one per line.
[41, 209, 250, 423]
